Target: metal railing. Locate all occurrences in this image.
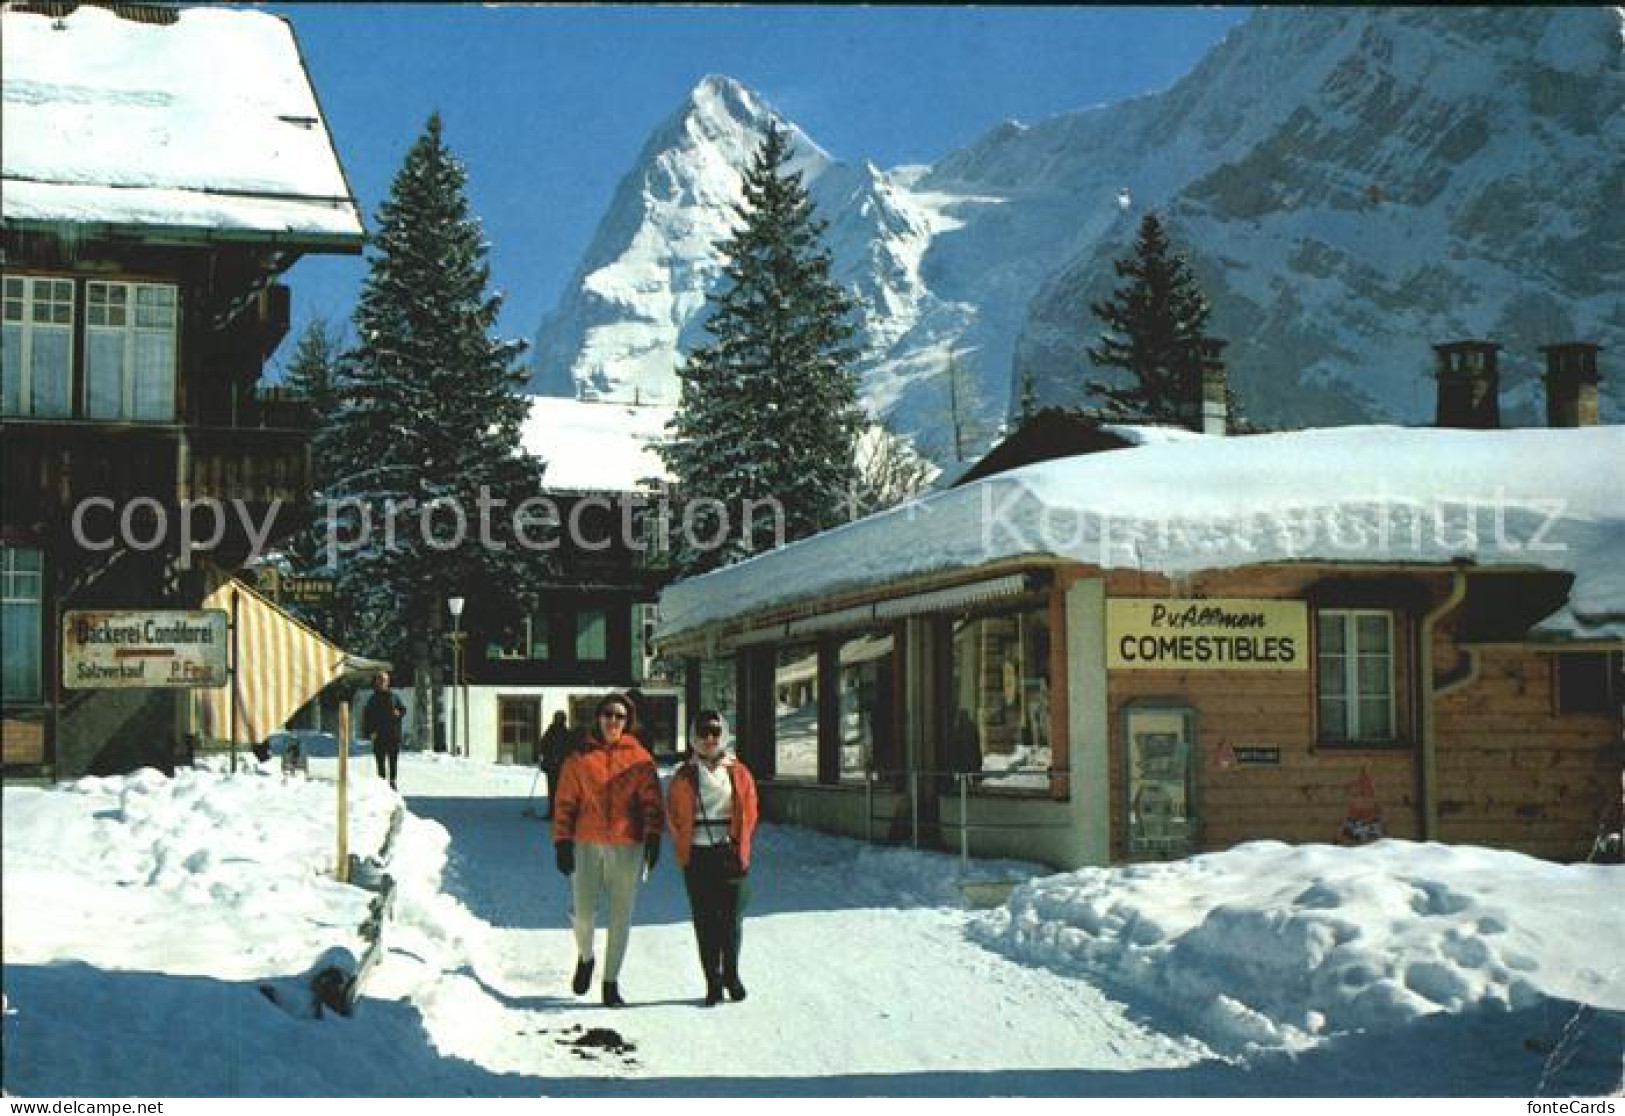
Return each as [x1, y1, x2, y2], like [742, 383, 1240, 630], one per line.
[858, 767, 1073, 870]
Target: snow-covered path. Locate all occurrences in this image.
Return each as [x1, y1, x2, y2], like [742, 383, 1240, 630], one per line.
[5, 752, 1619, 1096]
[365, 756, 1212, 1095]
[337, 755, 1622, 1097]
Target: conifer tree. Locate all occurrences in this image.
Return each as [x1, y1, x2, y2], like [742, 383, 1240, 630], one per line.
[660, 122, 863, 574]
[1087, 212, 1224, 424]
[323, 113, 545, 746]
[283, 318, 340, 420]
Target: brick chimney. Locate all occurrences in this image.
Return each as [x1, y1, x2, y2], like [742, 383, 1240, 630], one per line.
[1539, 343, 1602, 427]
[1181, 338, 1228, 436]
[1433, 341, 1501, 429]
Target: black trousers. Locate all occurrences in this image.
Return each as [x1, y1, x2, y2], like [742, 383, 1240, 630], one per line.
[682, 844, 751, 984]
[373, 739, 400, 784]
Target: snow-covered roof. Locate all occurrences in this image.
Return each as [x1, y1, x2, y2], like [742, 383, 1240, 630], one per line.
[658, 425, 1625, 644]
[1, 5, 363, 245]
[521, 396, 675, 493]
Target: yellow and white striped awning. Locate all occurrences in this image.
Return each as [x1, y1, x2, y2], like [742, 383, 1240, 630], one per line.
[199, 576, 346, 744]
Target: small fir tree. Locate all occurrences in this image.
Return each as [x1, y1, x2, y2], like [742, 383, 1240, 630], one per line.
[322, 113, 546, 746]
[1086, 212, 1224, 425]
[283, 318, 340, 419]
[660, 122, 864, 573]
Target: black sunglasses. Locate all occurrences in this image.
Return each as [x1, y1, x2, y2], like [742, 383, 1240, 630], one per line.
[599, 710, 628, 721]
[698, 725, 723, 737]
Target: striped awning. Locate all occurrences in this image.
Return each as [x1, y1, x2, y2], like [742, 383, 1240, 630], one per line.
[199, 576, 346, 744]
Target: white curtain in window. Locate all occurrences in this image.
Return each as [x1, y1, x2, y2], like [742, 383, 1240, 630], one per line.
[30, 327, 71, 416]
[86, 329, 124, 419]
[132, 331, 175, 420]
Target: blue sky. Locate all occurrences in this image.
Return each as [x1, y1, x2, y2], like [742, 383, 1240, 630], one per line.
[273, 4, 1250, 376]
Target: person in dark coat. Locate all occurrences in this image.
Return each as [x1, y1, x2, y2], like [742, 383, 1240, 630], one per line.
[666, 710, 760, 1005]
[361, 671, 406, 790]
[538, 710, 574, 821]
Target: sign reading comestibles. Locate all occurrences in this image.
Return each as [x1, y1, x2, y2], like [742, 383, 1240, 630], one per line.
[1107, 599, 1308, 671]
[63, 610, 229, 689]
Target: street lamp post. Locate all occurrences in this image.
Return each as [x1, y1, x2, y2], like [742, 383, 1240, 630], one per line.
[448, 596, 465, 757]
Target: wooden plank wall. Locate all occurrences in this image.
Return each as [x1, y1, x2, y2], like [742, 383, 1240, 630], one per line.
[1088, 564, 1620, 863]
[1433, 618, 1620, 860]
[1101, 567, 1425, 862]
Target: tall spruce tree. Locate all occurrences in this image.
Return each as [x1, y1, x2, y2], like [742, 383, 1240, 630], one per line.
[1086, 212, 1224, 424]
[323, 113, 545, 747]
[660, 122, 863, 574]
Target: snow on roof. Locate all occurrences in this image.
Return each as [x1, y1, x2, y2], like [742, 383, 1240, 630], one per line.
[658, 425, 1625, 643]
[522, 396, 675, 493]
[1, 5, 363, 243]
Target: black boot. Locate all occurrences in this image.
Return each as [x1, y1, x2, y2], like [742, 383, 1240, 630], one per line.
[705, 977, 724, 1006]
[602, 981, 626, 1008]
[723, 972, 747, 1002]
[571, 957, 594, 996]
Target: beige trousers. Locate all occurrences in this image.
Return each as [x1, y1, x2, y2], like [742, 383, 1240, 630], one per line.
[570, 841, 645, 982]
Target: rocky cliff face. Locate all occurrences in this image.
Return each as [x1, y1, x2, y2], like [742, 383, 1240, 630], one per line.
[532, 9, 1625, 447]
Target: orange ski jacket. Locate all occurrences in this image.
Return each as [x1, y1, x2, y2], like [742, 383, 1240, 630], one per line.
[666, 756, 759, 870]
[552, 731, 664, 846]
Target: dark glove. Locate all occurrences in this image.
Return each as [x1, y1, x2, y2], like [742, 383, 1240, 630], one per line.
[643, 834, 661, 873]
[555, 840, 575, 877]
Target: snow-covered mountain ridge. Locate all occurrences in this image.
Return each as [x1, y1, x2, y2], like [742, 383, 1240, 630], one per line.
[530, 10, 1625, 447]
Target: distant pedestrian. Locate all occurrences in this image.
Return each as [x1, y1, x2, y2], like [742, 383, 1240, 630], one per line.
[552, 692, 664, 1007]
[667, 710, 759, 1005]
[361, 671, 406, 790]
[538, 710, 574, 821]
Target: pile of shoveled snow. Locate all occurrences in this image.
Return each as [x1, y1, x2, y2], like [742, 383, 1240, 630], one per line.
[2, 760, 399, 980]
[970, 840, 1624, 1056]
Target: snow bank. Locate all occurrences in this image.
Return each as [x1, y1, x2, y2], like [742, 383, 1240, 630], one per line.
[971, 840, 1624, 1056]
[2, 763, 397, 980]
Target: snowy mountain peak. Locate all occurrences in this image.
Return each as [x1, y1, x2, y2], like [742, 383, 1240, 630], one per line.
[533, 8, 1623, 438]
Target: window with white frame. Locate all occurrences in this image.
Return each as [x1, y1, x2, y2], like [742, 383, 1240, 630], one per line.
[1317, 609, 1396, 742]
[86, 281, 177, 421]
[2, 276, 74, 418]
[489, 614, 550, 661]
[2, 546, 44, 703]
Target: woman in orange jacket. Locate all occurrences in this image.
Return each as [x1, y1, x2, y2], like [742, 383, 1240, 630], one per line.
[552, 692, 664, 1008]
[667, 709, 760, 1005]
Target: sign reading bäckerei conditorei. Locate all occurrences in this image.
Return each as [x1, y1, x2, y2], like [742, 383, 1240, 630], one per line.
[63, 610, 229, 689]
[1107, 599, 1308, 671]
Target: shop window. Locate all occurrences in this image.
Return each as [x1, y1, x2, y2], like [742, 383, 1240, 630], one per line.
[575, 608, 607, 662]
[2, 276, 74, 418]
[2, 546, 44, 702]
[837, 631, 894, 782]
[1555, 652, 1622, 716]
[774, 643, 819, 780]
[86, 281, 177, 421]
[490, 614, 550, 661]
[1317, 609, 1395, 742]
[947, 605, 1052, 789]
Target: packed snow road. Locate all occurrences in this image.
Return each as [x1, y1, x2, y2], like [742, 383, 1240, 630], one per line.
[4, 751, 1619, 1096]
[363, 755, 1214, 1096]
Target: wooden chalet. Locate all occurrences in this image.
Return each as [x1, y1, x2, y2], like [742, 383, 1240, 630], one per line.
[439, 398, 685, 764]
[655, 351, 1622, 867]
[1, 3, 364, 776]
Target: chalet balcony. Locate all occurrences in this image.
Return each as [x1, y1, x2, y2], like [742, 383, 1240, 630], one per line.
[1, 387, 314, 523]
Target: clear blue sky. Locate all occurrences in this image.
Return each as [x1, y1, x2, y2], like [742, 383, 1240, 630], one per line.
[272, 4, 1251, 376]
